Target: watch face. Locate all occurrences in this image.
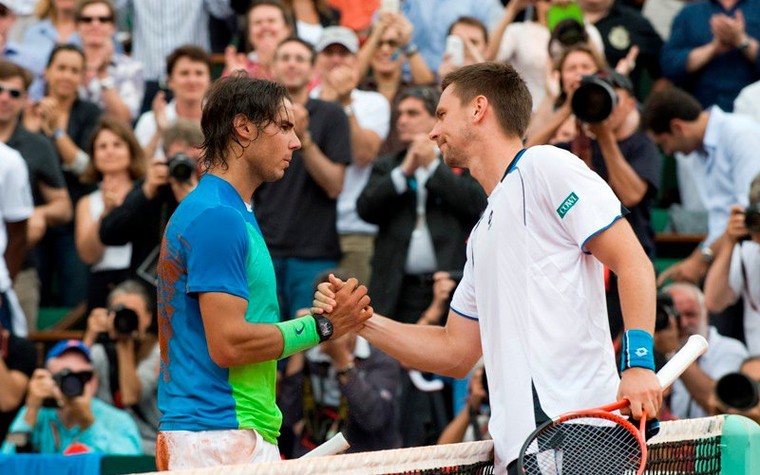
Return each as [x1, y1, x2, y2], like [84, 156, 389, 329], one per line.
[318, 318, 334, 339]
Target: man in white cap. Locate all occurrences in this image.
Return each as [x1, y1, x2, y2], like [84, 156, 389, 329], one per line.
[312, 26, 391, 285]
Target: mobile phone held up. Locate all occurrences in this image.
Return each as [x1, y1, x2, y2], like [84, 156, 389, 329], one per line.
[445, 35, 464, 66]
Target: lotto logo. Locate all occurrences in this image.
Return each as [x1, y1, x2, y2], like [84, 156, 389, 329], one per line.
[556, 192, 579, 219]
[635, 347, 649, 357]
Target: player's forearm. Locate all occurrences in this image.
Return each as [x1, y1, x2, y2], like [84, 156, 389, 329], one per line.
[617, 250, 657, 334]
[359, 314, 469, 378]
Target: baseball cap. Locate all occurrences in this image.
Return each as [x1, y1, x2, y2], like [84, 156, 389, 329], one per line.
[46, 340, 93, 363]
[315, 26, 359, 55]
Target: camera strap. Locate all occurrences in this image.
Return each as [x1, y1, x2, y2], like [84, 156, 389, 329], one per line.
[740, 244, 760, 313]
[104, 342, 124, 408]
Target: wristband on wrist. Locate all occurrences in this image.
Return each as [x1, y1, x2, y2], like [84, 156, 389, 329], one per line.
[275, 316, 320, 359]
[52, 127, 65, 139]
[620, 329, 655, 372]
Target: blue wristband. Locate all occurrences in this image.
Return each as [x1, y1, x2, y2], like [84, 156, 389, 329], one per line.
[620, 329, 655, 372]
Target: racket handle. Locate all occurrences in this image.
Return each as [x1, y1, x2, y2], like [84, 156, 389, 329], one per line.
[656, 334, 708, 389]
[300, 432, 350, 458]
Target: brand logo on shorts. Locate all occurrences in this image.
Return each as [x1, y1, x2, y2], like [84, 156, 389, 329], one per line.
[556, 192, 579, 219]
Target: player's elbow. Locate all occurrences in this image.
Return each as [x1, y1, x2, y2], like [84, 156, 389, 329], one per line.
[207, 344, 239, 368]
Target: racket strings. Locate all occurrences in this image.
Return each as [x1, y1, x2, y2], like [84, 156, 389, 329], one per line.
[521, 416, 644, 474]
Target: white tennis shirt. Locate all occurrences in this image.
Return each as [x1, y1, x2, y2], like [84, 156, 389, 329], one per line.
[450, 145, 624, 470]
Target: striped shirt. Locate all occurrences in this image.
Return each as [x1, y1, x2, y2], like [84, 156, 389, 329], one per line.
[114, 0, 233, 81]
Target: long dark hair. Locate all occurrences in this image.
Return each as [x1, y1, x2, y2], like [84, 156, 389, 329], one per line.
[200, 74, 291, 172]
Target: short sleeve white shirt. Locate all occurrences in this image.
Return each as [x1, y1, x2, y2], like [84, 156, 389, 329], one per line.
[450, 145, 623, 468]
[0, 143, 33, 292]
[133, 100, 179, 160]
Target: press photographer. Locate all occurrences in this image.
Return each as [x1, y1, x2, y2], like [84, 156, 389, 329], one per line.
[99, 120, 203, 290]
[714, 357, 760, 424]
[704, 173, 760, 355]
[1, 340, 141, 454]
[83, 280, 160, 454]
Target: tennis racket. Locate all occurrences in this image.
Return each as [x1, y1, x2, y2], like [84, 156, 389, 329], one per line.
[517, 334, 709, 475]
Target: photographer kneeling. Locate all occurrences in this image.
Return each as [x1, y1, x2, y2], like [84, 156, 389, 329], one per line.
[99, 120, 203, 290]
[83, 280, 159, 454]
[1, 340, 141, 454]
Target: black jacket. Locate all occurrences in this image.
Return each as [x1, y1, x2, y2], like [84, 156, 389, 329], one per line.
[356, 152, 487, 316]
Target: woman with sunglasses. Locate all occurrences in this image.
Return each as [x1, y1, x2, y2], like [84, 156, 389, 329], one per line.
[75, 0, 143, 123]
[23, 44, 103, 309]
[75, 117, 144, 311]
[22, 0, 124, 67]
[355, 10, 434, 155]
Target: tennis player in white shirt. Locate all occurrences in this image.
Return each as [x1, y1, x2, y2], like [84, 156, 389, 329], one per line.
[314, 62, 662, 475]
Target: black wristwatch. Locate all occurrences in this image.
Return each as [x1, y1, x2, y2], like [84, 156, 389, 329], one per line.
[311, 314, 333, 342]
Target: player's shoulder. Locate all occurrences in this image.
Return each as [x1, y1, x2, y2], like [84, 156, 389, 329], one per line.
[518, 145, 583, 174]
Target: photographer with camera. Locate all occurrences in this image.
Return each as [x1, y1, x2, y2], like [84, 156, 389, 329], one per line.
[83, 280, 159, 454]
[704, 174, 760, 356]
[99, 120, 202, 292]
[713, 356, 760, 424]
[1, 339, 141, 454]
[662, 283, 748, 419]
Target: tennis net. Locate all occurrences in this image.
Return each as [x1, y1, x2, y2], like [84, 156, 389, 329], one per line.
[141, 415, 759, 474]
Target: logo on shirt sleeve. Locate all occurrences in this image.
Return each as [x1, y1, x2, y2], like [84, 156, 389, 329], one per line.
[556, 192, 579, 219]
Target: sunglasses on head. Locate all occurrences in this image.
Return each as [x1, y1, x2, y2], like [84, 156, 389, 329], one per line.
[0, 85, 24, 99]
[78, 15, 114, 24]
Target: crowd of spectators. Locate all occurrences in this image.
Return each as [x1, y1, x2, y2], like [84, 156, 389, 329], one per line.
[1, 0, 759, 460]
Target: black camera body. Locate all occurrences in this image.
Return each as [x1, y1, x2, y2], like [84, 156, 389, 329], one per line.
[745, 204, 760, 233]
[112, 305, 139, 335]
[571, 73, 619, 123]
[716, 372, 760, 410]
[655, 292, 679, 332]
[42, 369, 93, 407]
[167, 152, 195, 183]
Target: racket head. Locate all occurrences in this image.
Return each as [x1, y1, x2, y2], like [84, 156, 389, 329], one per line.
[517, 409, 647, 475]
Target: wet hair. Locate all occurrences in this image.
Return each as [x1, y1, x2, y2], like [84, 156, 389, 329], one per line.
[441, 62, 532, 139]
[199, 74, 291, 172]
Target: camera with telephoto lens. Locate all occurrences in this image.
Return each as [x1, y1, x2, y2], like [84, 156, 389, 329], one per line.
[167, 152, 195, 183]
[655, 292, 679, 332]
[571, 70, 633, 124]
[112, 304, 139, 335]
[745, 204, 760, 233]
[716, 372, 760, 411]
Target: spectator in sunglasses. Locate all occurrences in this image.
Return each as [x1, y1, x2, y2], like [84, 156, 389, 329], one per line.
[1, 339, 142, 454]
[75, 0, 144, 123]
